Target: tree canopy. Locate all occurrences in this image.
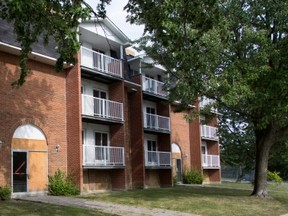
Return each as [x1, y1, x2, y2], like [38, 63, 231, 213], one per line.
[125, 0, 288, 196]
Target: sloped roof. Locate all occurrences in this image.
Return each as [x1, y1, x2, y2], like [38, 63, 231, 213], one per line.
[0, 19, 58, 59]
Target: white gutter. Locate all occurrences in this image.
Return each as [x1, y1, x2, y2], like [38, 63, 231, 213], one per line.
[0, 42, 72, 69]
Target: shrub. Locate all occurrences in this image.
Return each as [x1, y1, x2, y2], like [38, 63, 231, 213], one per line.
[173, 175, 178, 187]
[183, 169, 204, 184]
[0, 185, 11, 200]
[267, 171, 283, 185]
[48, 169, 79, 196]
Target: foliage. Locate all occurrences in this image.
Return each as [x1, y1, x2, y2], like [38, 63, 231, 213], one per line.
[0, 185, 11, 200]
[0, 0, 111, 87]
[182, 169, 203, 184]
[219, 107, 255, 171]
[267, 171, 283, 185]
[269, 142, 288, 180]
[48, 169, 79, 196]
[173, 175, 178, 186]
[125, 0, 288, 196]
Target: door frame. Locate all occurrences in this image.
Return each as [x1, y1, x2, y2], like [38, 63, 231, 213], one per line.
[12, 150, 29, 193]
[176, 158, 183, 182]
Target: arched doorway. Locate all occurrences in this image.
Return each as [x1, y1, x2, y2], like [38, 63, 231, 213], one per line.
[12, 124, 48, 194]
[172, 143, 182, 182]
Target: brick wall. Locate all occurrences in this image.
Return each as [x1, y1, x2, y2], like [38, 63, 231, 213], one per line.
[203, 169, 221, 182]
[159, 169, 172, 187]
[128, 86, 145, 188]
[110, 169, 126, 190]
[0, 51, 68, 186]
[157, 101, 170, 117]
[66, 52, 82, 190]
[170, 106, 192, 170]
[189, 106, 202, 171]
[158, 134, 171, 152]
[109, 81, 124, 103]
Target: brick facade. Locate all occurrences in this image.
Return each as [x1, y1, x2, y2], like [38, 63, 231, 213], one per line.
[0, 19, 221, 194]
[0, 51, 68, 188]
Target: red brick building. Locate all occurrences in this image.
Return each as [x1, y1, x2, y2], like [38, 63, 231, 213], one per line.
[0, 18, 220, 196]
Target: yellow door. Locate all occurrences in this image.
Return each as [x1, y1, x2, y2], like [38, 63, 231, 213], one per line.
[28, 151, 47, 192]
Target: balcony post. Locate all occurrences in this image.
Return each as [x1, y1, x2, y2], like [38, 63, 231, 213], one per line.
[101, 53, 104, 72]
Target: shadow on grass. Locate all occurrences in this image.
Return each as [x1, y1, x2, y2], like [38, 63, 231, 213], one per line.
[0, 200, 114, 216]
[83, 185, 251, 202]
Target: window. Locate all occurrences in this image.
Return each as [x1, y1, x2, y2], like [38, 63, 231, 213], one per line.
[82, 130, 86, 145]
[147, 139, 157, 164]
[92, 48, 105, 69]
[95, 132, 108, 146]
[147, 140, 157, 151]
[146, 107, 156, 128]
[202, 142, 207, 165]
[95, 132, 109, 161]
[93, 89, 108, 117]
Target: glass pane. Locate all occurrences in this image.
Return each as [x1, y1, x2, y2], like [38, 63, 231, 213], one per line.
[13, 152, 27, 193]
[102, 134, 108, 146]
[95, 133, 101, 146]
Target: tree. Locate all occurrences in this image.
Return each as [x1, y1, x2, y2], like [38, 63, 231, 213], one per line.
[269, 142, 288, 181]
[125, 0, 288, 197]
[218, 107, 255, 173]
[0, 0, 111, 87]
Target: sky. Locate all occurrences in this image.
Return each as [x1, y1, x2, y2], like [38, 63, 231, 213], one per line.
[86, 0, 144, 40]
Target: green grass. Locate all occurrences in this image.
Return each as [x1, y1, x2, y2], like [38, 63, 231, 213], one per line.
[0, 200, 116, 216]
[80, 185, 288, 216]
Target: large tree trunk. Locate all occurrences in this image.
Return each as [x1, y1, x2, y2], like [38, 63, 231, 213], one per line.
[251, 126, 275, 197]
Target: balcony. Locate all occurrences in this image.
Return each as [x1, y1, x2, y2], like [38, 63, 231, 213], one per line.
[83, 145, 125, 168]
[143, 113, 170, 132]
[200, 97, 218, 113]
[145, 150, 171, 168]
[142, 76, 168, 97]
[82, 94, 123, 122]
[81, 46, 122, 78]
[202, 154, 220, 169]
[201, 125, 218, 141]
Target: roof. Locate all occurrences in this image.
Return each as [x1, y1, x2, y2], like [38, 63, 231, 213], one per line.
[0, 19, 58, 59]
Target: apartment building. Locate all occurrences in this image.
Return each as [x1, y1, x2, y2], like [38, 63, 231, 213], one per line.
[0, 17, 220, 196]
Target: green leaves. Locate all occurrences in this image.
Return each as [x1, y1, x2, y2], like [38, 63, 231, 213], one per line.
[0, 0, 111, 87]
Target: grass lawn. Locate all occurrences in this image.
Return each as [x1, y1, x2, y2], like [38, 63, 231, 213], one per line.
[0, 200, 115, 216]
[80, 184, 288, 216]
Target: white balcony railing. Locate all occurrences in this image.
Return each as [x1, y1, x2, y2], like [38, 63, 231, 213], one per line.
[83, 145, 125, 167]
[144, 113, 170, 132]
[142, 76, 168, 97]
[82, 94, 123, 121]
[200, 97, 218, 113]
[81, 46, 122, 78]
[201, 125, 218, 140]
[145, 150, 171, 167]
[202, 154, 220, 168]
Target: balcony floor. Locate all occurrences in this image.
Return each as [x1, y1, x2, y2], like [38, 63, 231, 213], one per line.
[82, 115, 124, 125]
[202, 166, 221, 170]
[81, 66, 122, 83]
[145, 165, 172, 169]
[144, 127, 170, 134]
[83, 165, 125, 169]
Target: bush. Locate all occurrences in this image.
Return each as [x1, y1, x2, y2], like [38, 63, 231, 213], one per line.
[0, 185, 11, 200]
[173, 175, 178, 187]
[183, 169, 204, 184]
[48, 169, 79, 196]
[267, 171, 283, 185]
